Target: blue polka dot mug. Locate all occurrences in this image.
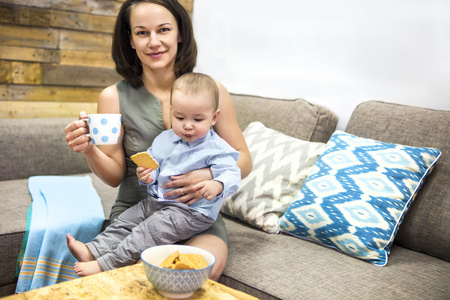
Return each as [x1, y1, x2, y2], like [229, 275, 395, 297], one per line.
[84, 114, 122, 145]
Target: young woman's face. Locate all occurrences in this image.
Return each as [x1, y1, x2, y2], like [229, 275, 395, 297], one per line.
[129, 3, 181, 73]
[171, 90, 219, 143]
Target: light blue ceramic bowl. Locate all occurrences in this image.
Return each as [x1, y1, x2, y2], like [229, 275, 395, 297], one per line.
[141, 245, 216, 299]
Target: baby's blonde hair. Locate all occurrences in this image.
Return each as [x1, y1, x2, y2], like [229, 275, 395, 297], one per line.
[171, 73, 219, 110]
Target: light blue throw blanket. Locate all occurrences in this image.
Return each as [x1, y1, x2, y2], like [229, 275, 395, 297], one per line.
[16, 175, 105, 293]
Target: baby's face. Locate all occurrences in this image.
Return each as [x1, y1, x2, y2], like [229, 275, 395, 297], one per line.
[171, 90, 219, 143]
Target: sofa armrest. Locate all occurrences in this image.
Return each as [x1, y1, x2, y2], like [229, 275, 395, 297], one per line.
[0, 118, 90, 181]
[345, 100, 450, 262]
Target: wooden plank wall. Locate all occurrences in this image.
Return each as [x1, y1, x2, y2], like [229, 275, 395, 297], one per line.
[0, 0, 194, 119]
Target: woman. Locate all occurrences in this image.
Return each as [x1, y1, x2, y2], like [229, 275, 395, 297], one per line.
[64, 0, 252, 280]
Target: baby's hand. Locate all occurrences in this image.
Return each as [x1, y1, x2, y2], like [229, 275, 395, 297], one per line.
[193, 180, 223, 201]
[137, 166, 154, 184]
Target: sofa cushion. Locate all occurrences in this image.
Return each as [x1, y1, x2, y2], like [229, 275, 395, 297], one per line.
[345, 101, 450, 262]
[221, 216, 450, 299]
[221, 122, 325, 233]
[231, 94, 337, 143]
[278, 131, 440, 266]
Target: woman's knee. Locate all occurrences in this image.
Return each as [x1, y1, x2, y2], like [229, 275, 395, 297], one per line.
[184, 234, 228, 281]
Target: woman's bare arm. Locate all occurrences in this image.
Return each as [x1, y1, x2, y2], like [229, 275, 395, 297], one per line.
[213, 81, 252, 178]
[65, 85, 126, 187]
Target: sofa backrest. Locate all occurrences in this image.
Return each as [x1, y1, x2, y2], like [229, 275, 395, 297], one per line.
[345, 101, 450, 261]
[0, 118, 90, 181]
[1, 96, 338, 182]
[231, 94, 338, 143]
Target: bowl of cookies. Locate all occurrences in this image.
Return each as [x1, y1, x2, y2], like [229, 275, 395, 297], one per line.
[141, 245, 216, 299]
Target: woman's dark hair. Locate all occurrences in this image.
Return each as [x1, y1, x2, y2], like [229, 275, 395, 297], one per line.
[112, 0, 197, 88]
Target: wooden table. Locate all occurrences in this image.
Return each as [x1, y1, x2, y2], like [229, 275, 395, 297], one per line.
[3, 263, 258, 300]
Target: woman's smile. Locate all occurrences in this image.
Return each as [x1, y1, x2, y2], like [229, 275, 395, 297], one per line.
[148, 51, 165, 59]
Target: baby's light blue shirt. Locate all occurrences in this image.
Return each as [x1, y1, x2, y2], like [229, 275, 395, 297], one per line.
[142, 129, 240, 220]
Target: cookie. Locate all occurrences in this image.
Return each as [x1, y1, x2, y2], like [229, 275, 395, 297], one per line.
[130, 152, 159, 170]
[160, 251, 180, 269]
[159, 251, 208, 270]
[177, 254, 208, 270]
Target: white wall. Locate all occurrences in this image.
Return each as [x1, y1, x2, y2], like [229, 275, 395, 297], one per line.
[193, 0, 450, 130]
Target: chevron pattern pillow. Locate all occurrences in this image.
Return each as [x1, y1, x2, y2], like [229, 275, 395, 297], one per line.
[278, 131, 441, 265]
[221, 122, 326, 233]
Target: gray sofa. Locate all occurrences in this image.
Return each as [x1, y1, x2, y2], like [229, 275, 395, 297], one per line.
[1, 95, 449, 299]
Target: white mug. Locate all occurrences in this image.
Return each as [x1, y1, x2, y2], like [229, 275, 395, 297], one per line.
[84, 114, 122, 145]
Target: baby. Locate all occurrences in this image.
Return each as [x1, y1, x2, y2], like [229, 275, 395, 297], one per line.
[67, 73, 241, 276]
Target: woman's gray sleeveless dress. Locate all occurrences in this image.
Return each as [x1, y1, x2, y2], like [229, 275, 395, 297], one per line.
[112, 80, 227, 244]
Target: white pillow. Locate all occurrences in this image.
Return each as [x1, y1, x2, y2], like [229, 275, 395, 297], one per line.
[221, 122, 326, 233]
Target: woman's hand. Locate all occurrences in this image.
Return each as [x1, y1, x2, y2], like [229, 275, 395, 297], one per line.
[64, 111, 93, 154]
[163, 168, 213, 205]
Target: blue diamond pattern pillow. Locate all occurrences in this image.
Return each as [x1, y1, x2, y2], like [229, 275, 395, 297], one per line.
[278, 131, 441, 266]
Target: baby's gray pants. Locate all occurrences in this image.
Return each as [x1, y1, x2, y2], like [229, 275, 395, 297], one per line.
[85, 195, 214, 271]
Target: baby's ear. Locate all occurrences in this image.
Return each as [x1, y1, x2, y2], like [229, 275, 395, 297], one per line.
[211, 109, 220, 125]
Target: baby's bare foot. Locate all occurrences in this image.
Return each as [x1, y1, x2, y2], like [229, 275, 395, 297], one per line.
[74, 261, 103, 277]
[66, 233, 94, 262]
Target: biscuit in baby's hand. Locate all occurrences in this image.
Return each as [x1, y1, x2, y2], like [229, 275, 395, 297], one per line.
[130, 152, 159, 170]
